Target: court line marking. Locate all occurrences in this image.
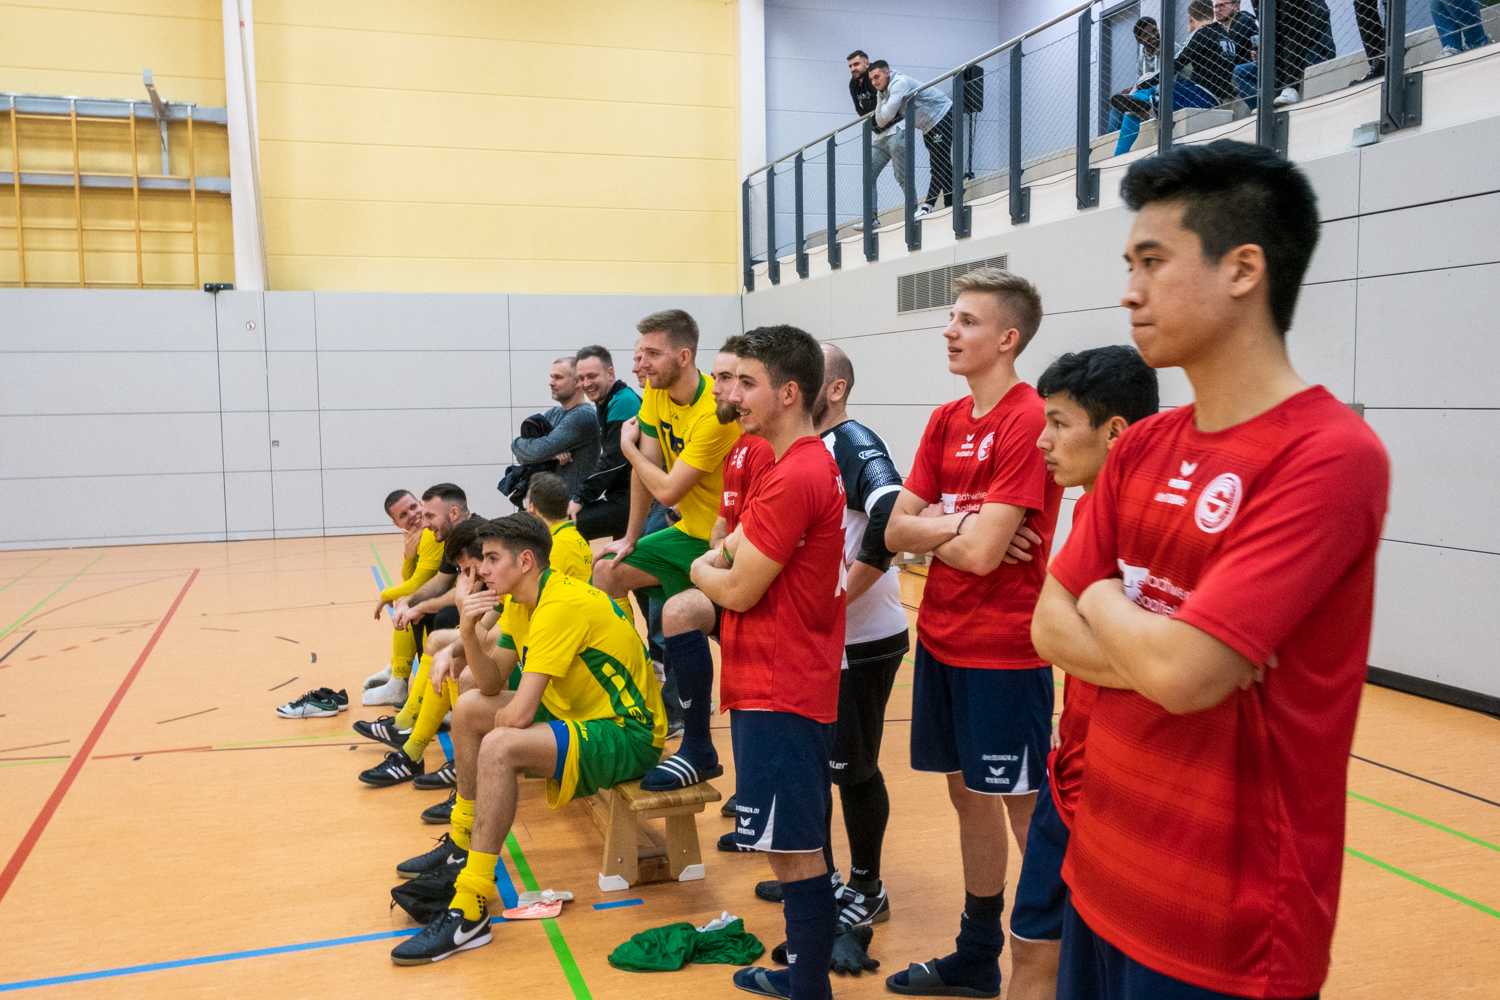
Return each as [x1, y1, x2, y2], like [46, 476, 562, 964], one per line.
[268, 676, 299, 691]
[0, 569, 198, 906]
[156, 707, 218, 725]
[371, 545, 392, 588]
[0, 758, 70, 769]
[506, 831, 592, 1000]
[20, 573, 181, 627]
[0, 558, 50, 596]
[0, 632, 37, 665]
[1348, 791, 1500, 853]
[0, 740, 68, 755]
[93, 732, 358, 759]
[593, 898, 644, 910]
[1346, 847, 1500, 920]
[0, 555, 105, 643]
[1350, 753, 1500, 809]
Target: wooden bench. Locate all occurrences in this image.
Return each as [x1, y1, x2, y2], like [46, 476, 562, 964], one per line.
[577, 779, 722, 892]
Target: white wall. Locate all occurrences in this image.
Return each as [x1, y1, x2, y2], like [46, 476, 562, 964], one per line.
[742, 55, 1500, 700]
[0, 291, 740, 548]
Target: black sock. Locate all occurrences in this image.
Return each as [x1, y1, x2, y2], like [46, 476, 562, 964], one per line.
[839, 770, 889, 887]
[662, 631, 715, 764]
[781, 872, 836, 1000]
[934, 890, 1004, 991]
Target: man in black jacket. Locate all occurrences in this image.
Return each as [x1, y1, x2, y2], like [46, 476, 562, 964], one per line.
[1113, 0, 1235, 150]
[569, 344, 642, 542]
[848, 50, 877, 116]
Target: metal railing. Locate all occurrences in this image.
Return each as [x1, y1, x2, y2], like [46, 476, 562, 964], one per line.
[744, 0, 1472, 291]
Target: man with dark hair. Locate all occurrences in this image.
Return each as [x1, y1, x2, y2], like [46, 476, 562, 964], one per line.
[863, 60, 906, 205]
[688, 324, 846, 1000]
[848, 50, 877, 116]
[364, 489, 444, 706]
[884, 267, 1061, 1000]
[1033, 140, 1389, 1000]
[1112, 2, 1234, 155]
[510, 356, 599, 501]
[593, 310, 741, 790]
[999, 345, 1158, 1000]
[571, 345, 643, 541]
[391, 514, 665, 966]
[524, 472, 594, 586]
[872, 61, 954, 214]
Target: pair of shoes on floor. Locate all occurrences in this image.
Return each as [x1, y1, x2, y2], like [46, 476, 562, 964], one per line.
[275, 687, 348, 718]
[422, 789, 457, 825]
[1272, 87, 1300, 107]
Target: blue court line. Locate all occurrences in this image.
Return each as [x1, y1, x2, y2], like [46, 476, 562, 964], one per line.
[370, 565, 385, 589]
[593, 898, 644, 910]
[0, 929, 421, 992]
[437, 731, 454, 759]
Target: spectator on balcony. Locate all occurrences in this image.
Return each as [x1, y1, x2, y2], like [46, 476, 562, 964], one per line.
[1214, 0, 1261, 105]
[1431, 0, 1492, 56]
[1350, 0, 1386, 85]
[864, 61, 908, 214]
[848, 50, 877, 116]
[1267, 0, 1317, 107]
[872, 60, 955, 217]
[1107, 18, 1160, 150]
[1111, 4, 1232, 156]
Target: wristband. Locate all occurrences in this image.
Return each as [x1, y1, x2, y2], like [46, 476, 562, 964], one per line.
[722, 546, 735, 566]
[956, 511, 974, 535]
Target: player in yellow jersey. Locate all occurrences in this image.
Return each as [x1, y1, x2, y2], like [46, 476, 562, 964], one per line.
[522, 472, 594, 585]
[592, 309, 741, 790]
[391, 514, 665, 966]
[364, 490, 444, 706]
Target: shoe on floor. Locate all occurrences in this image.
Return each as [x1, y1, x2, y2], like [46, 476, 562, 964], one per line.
[353, 715, 411, 751]
[755, 879, 782, 903]
[365, 664, 393, 690]
[721, 793, 737, 818]
[639, 752, 722, 791]
[397, 831, 469, 880]
[717, 830, 757, 853]
[837, 882, 890, 926]
[276, 687, 342, 718]
[363, 674, 409, 707]
[414, 759, 456, 790]
[422, 790, 457, 825]
[390, 905, 491, 966]
[359, 749, 425, 788]
[887, 959, 999, 998]
[1272, 87, 1300, 107]
[732, 966, 792, 998]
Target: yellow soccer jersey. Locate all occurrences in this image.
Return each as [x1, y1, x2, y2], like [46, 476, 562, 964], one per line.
[505, 571, 665, 744]
[638, 371, 741, 540]
[381, 528, 443, 603]
[549, 521, 595, 585]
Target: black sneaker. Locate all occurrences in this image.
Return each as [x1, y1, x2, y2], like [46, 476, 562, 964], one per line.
[397, 832, 468, 879]
[390, 904, 491, 966]
[413, 758, 456, 790]
[354, 715, 410, 750]
[328, 688, 349, 711]
[422, 790, 457, 825]
[721, 793, 737, 818]
[276, 688, 341, 719]
[359, 749, 425, 787]
[755, 879, 783, 903]
[837, 882, 890, 926]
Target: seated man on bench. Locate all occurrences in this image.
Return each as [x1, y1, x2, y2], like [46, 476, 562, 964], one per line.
[391, 513, 667, 966]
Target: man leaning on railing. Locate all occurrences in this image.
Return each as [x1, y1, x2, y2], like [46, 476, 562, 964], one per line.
[871, 60, 955, 218]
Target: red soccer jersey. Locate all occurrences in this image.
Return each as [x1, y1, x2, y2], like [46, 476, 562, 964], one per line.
[718, 435, 776, 533]
[1046, 491, 1097, 830]
[904, 382, 1063, 668]
[1049, 386, 1389, 997]
[719, 436, 848, 723]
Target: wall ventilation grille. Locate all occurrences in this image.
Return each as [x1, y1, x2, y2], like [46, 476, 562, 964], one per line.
[897, 255, 1009, 314]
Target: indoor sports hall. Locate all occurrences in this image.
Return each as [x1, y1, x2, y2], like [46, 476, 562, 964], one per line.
[1, 2, 1496, 998]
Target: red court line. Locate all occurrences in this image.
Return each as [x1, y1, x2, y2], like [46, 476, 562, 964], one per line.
[0, 569, 199, 906]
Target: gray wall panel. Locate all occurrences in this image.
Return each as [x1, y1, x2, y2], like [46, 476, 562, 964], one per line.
[1305, 217, 1359, 285]
[1287, 280, 1357, 403]
[221, 411, 272, 472]
[0, 352, 221, 415]
[214, 290, 266, 352]
[1367, 408, 1500, 554]
[224, 470, 275, 538]
[318, 408, 510, 471]
[264, 291, 316, 351]
[1370, 540, 1500, 697]
[0, 473, 226, 547]
[1357, 190, 1500, 278]
[271, 469, 325, 533]
[312, 293, 509, 352]
[508, 293, 739, 352]
[268, 411, 323, 471]
[267, 352, 321, 411]
[0, 412, 223, 478]
[1298, 148, 1361, 221]
[218, 350, 270, 412]
[316, 351, 510, 411]
[322, 465, 510, 531]
[0, 289, 215, 352]
[1358, 116, 1500, 214]
[829, 327, 957, 407]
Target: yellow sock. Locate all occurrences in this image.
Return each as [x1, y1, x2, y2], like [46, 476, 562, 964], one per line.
[450, 851, 498, 921]
[451, 795, 475, 850]
[401, 675, 452, 762]
[391, 629, 417, 679]
[394, 654, 429, 730]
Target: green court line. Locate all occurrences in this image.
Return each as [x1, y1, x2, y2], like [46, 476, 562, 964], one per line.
[0, 757, 70, 769]
[1348, 791, 1500, 854]
[1345, 847, 1500, 919]
[215, 731, 356, 748]
[506, 831, 592, 1000]
[0, 557, 50, 596]
[0, 554, 104, 643]
[370, 543, 392, 589]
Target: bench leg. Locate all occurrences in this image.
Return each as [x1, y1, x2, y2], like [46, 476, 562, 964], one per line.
[664, 812, 705, 882]
[599, 793, 640, 892]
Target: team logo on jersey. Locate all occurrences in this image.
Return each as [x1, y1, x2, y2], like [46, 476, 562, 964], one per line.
[858, 448, 882, 460]
[1195, 473, 1242, 534]
[976, 432, 995, 461]
[733, 447, 746, 469]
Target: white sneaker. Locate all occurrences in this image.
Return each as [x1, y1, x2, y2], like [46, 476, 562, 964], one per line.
[364, 664, 393, 690]
[914, 203, 933, 218]
[1272, 87, 1300, 108]
[363, 674, 408, 707]
[1441, 45, 1462, 57]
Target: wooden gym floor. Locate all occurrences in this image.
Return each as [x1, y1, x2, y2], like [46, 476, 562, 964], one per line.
[0, 535, 1496, 998]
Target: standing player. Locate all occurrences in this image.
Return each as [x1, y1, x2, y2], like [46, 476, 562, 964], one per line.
[593, 309, 742, 790]
[654, 336, 775, 792]
[1002, 345, 1159, 1000]
[883, 269, 1062, 999]
[1034, 141, 1389, 1000]
[688, 325, 847, 1000]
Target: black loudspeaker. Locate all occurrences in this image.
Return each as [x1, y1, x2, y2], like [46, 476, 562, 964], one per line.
[962, 64, 985, 113]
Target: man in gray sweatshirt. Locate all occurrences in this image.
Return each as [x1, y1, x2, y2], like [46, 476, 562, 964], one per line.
[510, 357, 600, 498]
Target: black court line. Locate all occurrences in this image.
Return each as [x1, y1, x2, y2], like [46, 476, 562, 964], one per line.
[267, 676, 299, 691]
[1350, 754, 1500, 809]
[200, 627, 240, 633]
[156, 707, 218, 725]
[0, 632, 37, 664]
[276, 636, 300, 644]
[0, 740, 69, 754]
[207, 744, 361, 753]
[311, 652, 317, 663]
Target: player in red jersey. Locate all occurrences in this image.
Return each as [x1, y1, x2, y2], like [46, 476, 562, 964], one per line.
[884, 268, 1063, 1000]
[655, 337, 775, 792]
[689, 325, 847, 1000]
[1033, 140, 1390, 1000]
[1001, 345, 1159, 1000]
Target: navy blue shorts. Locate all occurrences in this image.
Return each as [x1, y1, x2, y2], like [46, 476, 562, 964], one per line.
[1010, 775, 1070, 941]
[1058, 897, 1320, 1000]
[730, 709, 834, 853]
[909, 641, 1052, 794]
